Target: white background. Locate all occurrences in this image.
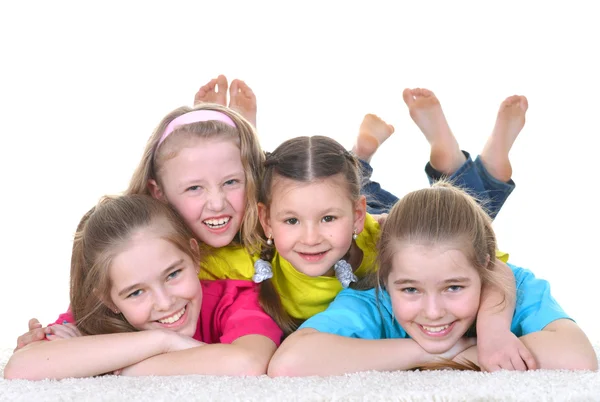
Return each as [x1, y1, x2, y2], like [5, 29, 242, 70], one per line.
[1, 1, 598, 349]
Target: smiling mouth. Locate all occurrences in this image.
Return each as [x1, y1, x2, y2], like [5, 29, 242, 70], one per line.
[157, 305, 187, 325]
[203, 217, 230, 229]
[418, 322, 455, 336]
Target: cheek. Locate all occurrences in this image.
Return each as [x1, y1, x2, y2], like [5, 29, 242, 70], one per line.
[230, 188, 247, 211]
[390, 294, 415, 322]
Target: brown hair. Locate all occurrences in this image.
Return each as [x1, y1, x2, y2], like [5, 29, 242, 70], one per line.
[126, 103, 265, 253]
[257, 136, 362, 335]
[371, 180, 510, 371]
[69, 194, 200, 335]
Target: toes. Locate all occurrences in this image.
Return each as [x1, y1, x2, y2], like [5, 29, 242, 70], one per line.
[216, 74, 228, 95]
[402, 88, 415, 106]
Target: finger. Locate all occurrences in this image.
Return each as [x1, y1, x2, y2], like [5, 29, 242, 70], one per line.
[511, 355, 527, 371]
[28, 318, 42, 330]
[520, 347, 538, 370]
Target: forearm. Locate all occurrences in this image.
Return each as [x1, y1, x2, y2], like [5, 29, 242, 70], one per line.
[457, 320, 598, 371]
[123, 335, 276, 376]
[268, 329, 430, 377]
[519, 320, 598, 370]
[4, 331, 168, 380]
[477, 259, 515, 334]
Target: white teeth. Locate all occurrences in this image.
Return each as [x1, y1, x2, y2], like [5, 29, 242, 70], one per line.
[422, 324, 450, 333]
[203, 217, 230, 228]
[158, 307, 185, 324]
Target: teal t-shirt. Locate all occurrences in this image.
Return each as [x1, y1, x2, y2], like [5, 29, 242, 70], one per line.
[299, 263, 571, 338]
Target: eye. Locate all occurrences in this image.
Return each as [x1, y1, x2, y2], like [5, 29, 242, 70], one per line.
[284, 218, 299, 225]
[322, 215, 336, 223]
[186, 185, 202, 192]
[127, 289, 143, 298]
[167, 269, 182, 281]
[401, 287, 419, 294]
[447, 285, 463, 292]
[224, 179, 239, 186]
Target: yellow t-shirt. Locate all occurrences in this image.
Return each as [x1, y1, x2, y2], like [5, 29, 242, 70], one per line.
[196, 216, 509, 322]
[270, 214, 381, 321]
[198, 244, 258, 281]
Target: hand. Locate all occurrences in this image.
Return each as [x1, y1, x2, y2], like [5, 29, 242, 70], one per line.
[15, 318, 49, 351]
[46, 322, 83, 340]
[477, 330, 537, 371]
[437, 336, 478, 361]
[159, 329, 204, 353]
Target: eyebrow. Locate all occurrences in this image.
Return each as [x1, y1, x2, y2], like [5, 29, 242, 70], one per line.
[393, 277, 472, 286]
[117, 259, 184, 297]
[274, 207, 346, 219]
[179, 171, 245, 188]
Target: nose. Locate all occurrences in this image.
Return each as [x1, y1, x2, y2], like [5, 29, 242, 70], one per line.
[153, 287, 174, 312]
[423, 294, 445, 321]
[206, 188, 226, 212]
[301, 223, 321, 245]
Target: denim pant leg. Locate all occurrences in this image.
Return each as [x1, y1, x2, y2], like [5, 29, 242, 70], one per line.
[424, 151, 515, 219]
[359, 159, 399, 215]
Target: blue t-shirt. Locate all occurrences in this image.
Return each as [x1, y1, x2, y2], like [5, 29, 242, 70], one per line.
[299, 263, 571, 338]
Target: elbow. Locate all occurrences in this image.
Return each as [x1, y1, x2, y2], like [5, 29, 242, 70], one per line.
[4, 359, 43, 381]
[233, 350, 270, 376]
[570, 353, 599, 371]
[267, 347, 305, 377]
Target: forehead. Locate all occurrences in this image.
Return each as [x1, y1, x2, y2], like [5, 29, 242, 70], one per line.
[109, 229, 185, 285]
[389, 243, 480, 282]
[270, 175, 353, 209]
[162, 137, 243, 174]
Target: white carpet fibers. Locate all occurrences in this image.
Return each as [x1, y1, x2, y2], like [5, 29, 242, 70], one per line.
[1, 346, 599, 401]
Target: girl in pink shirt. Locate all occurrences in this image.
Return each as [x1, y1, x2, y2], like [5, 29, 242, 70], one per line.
[4, 194, 282, 380]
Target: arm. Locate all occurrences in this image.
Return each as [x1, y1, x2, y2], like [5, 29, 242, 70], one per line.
[476, 259, 536, 371]
[120, 334, 276, 376]
[456, 319, 597, 370]
[4, 330, 176, 380]
[268, 328, 475, 376]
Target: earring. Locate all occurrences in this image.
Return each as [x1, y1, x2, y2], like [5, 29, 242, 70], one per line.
[352, 229, 358, 240]
[266, 233, 273, 246]
[112, 308, 120, 314]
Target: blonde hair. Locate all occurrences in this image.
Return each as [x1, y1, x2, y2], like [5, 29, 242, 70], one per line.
[371, 181, 511, 371]
[126, 103, 265, 253]
[70, 194, 200, 335]
[257, 136, 362, 335]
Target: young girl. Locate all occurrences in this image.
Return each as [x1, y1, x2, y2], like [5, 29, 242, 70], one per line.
[17, 90, 520, 369]
[267, 182, 597, 376]
[4, 194, 282, 380]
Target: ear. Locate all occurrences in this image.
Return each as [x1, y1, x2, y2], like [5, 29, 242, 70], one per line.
[353, 195, 367, 234]
[148, 179, 165, 201]
[94, 289, 120, 314]
[258, 202, 272, 236]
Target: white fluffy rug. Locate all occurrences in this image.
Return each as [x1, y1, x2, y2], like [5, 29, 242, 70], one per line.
[1, 346, 599, 402]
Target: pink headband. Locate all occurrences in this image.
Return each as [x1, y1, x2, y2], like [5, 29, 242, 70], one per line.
[157, 110, 237, 147]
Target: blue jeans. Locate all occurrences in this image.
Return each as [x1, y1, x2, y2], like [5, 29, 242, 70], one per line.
[360, 151, 515, 219]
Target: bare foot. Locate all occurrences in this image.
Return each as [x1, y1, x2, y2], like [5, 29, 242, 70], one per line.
[193, 75, 228, 106]
[351, 114, 395, 163]
[402, 88, 466, 175]
[480, 95, 528, 182]
[229, 79, 257, 127]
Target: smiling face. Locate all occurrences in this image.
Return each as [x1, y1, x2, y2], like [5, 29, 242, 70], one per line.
[386, 243, 482, 354]
[259, 175, 366, 277]
[109, 228, 203, 337]
[156, 138, 246, 248]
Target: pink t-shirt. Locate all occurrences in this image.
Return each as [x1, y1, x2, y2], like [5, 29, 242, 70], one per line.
[52, 279, 282, 346]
